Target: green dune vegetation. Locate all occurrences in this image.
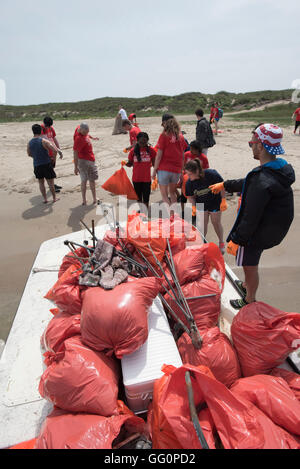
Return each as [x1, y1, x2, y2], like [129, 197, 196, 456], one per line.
[0, 89, 296, 124]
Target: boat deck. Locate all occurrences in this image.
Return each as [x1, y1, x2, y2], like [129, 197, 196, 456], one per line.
[0, 225, 298, 448]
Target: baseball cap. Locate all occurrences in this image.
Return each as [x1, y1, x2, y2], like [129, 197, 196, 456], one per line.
[254, 123, 285, 155]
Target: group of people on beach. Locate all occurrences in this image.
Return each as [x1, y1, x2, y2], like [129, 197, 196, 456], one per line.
[27, 105, 295, 309]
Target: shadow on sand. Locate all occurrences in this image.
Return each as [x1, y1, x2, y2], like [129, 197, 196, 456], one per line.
[22, 195, 54, 220]
[67, 203, 97, 232]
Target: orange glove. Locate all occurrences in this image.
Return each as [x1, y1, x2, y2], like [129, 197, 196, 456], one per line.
[220, 198, 228, 212]
[227, 241, 239, 256]
[209, 182, 224, 194]
[151, 177, 158, 191]
[123, 148, 129, 154]
[192, 206, 197, 217]
[121, 160, 127, 166]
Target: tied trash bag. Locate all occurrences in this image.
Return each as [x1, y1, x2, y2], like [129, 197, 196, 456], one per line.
[177, 328, 241, 388]
[41, 311, 81, 353]
[58, 247, 90, 278]
[151, 364, 265, 450]
[231, 302, 300, 377]
[81, 277, 161, 358]
[125, 213, 167, 267]
[39, 336, 120, 416]
[35, 403, 147, 449]
[102, 167, 138, 200]
[270, 368, 300, 401]
[164, 243, 225, 290]
[231, 374, 300, 436]
[44, 264, 83, 315]
[164, 275, 221, 331]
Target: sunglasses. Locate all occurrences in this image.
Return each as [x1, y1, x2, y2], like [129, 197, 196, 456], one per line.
[248, 140, 261, 148]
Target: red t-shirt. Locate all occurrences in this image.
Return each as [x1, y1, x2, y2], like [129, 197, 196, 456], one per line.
[156, 132, 188, 173]
[128, 146, 156, 182]
[184, 151, 209, 169]
[210, 107, 219, 119]
[73, 134, 95, 162]
[129, 126, 141, 146]
[41, 124, 56, 157]
[294, 108, 300, 121]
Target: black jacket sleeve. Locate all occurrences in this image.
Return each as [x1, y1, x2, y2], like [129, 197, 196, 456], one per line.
[224, 178, 245, 193]
[230, 179, 271, 246]
[196, 121, 206, 146]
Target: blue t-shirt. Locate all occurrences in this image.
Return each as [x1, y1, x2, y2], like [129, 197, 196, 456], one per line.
[29, 137, 52, 167]
[185, 169, 223, 211]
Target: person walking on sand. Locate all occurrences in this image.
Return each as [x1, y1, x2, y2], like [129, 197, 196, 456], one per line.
[195, 108, 215, 156]
[41, 116, 63, 193]
[122, 132, 156, 210]
[27, 124, 63, 204]
[73, 123, 98, 206]
[185, 158, 227, 254]
[292, 107, 300, 135]
[209, 123, 295, 309]
[152, 114, 188, 206]
[122, 119, 142, 152]
[210, 102, 221, 135]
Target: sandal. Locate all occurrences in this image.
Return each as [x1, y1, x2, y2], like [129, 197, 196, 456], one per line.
[230, 298, 249, 310]
[234, 280, 247, 297]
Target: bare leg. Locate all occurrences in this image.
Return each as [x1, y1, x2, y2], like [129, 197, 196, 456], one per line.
[46, 178, 58, 202]
[81, 181, 87, 205]
[168, 183, 179, 205]
[243, 265, 259, 303]
[89, 180, 97, 204]
[210, 212, 224, 244]
[38, 179, 47, 203]
[203, 211, 210, 237]
[159, 184, 170, 205]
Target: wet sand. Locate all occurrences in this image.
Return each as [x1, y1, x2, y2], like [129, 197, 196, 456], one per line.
[0, 115, 299, 342]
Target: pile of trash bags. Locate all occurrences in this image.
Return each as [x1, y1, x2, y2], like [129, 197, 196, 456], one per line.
[13, 214, 300, 449]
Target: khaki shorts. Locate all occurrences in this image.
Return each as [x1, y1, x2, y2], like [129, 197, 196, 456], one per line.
[78, 159, 98, 182]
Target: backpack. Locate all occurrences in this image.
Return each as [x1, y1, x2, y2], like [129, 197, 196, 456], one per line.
[218, 108, 223, 118]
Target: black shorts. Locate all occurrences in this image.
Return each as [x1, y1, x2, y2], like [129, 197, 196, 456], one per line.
[133, 182, 151, 204]
[236, 245, 263, 267]
[295, 121, 300, 130]
[34, 163, 56, 180]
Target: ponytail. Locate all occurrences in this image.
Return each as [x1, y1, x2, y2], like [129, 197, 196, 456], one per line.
[185, 158, 204, 178]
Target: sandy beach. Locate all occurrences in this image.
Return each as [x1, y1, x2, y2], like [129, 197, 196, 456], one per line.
[0, 115, 299, 342]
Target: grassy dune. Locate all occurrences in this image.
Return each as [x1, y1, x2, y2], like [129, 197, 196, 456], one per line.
[0, 89, 296, 124]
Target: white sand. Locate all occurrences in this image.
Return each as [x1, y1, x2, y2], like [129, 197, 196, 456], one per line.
[0, 115, 299, 341]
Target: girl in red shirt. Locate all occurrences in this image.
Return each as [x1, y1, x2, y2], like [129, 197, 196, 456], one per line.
[124, 132, 156, 209]
[152, 114, 187, 205]
[184, 140, 209, 169]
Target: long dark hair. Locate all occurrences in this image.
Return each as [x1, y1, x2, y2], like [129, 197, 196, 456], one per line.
[185, 158, 204, 178]
[134, 132, 150, 162]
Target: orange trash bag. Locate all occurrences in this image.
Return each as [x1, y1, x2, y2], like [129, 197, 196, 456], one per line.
[178, 327, 241, 388]
[35, 403, 147, 449]
[151, 364, 265, 449]
[44, 264, 83, 315]
[102, 166, 138, 200]
[231, 301, 300, 377]
[9, 438, 37, 449]
[231, 374, 300, 436]
[39, 336, 120, 416]
[41, 311, 81, 353]
[270, 368, 300, 401]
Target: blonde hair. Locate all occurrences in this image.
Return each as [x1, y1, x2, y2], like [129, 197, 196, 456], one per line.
[163, 117, 181, 140]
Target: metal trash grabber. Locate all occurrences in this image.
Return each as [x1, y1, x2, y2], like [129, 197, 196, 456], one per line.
[165, 239, 202, 349]
[185, 371, 210, 450]
[63, 241, 87, 266]
[64, 240, 94, 256]
[80, 219, 98, 243]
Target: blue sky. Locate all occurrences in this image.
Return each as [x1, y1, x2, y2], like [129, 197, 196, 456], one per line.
[1, 0, 299, 105]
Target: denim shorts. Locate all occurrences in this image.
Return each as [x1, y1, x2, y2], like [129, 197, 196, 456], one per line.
[157, 170, 180, 186]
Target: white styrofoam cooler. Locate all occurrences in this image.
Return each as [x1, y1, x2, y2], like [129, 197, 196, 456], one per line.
[121, 297, 182, 414]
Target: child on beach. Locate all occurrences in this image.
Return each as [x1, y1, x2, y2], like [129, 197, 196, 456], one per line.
[184, 140, 209, 169]
[122, 119, 142, 152]
[122, 132, 156, 209]
[185, 158, 227, 254]
[41, 116, 63, 192]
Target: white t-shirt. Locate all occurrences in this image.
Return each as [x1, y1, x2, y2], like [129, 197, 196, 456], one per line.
[119, 108, 128, 120]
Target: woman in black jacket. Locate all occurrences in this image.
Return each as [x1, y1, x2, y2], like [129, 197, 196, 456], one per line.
[210, 123, 295, 309]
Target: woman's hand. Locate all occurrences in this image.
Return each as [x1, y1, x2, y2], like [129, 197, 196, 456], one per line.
[152, 168, 157, 181]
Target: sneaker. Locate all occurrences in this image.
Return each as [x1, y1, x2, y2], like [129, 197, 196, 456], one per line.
[234, 280, 247, 297]
[230, 298, 249, 309]
[55, 184, 62, 190]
